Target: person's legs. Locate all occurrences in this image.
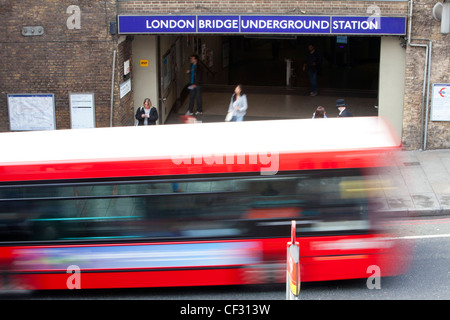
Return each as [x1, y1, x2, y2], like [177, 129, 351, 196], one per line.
[308, 70, 318, 95]
[195, 86, 203, 113]
[187, 89, 195, 114]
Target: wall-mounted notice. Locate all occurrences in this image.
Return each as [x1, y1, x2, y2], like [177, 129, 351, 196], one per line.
[431, 83, 450, 121]
[120, 79, 132, 99]
[70, 93, 95, 129]
[124, 59, 131, 75]
[7, 94, 56, 131]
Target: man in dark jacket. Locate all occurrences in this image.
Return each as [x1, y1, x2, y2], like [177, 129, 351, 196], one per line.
[186, 54, 203, 116]
[336, 99, 353, 117]
[302, 44, 321, 96]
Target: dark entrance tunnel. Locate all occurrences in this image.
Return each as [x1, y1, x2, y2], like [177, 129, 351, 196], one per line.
[226, 35, 380, 93]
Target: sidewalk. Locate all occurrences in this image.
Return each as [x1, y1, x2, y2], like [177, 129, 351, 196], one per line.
[378, 149, 450, 217]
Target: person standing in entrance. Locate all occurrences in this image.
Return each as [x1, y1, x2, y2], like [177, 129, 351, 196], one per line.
[336, 99, 353, 117]
[135, 98, 158, 125]
[227, 84, 248, 122]
[186, 54, 203, 116]
[312, 106, 327, 118]
[302, 44, 321, 97]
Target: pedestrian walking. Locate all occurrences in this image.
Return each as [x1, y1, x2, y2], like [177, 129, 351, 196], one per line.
[186, 54, 203, 116]
[227, 84, 248, 122]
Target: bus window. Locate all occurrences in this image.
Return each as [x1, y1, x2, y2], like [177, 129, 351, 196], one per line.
[0, 169, 384, 242]
[239, 170, 374, 236]
[295, 172, 373, 233]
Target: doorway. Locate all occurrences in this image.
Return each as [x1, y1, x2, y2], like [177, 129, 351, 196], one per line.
[131, 34, 389, 124]
[226, 35, 381, 92]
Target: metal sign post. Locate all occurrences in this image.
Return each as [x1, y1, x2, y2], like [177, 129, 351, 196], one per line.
[286, 220, 300, 300]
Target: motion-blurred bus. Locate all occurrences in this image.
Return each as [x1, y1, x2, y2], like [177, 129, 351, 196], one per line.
[0, 117, 410, 290]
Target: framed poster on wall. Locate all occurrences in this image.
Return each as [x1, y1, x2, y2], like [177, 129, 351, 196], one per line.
[162, 49, 172, 91]
[70, 93, 95, 129]
[7, 94, 56, 131]
[162, 46, 176, 92]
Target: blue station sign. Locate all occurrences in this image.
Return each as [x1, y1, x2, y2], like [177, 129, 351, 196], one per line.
[118, 15, 406, 35]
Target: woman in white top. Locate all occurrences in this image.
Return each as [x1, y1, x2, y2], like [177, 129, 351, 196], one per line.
[227, 84, 248, 122]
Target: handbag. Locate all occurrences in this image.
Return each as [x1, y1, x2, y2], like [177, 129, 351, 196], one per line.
[225, 111, 233, 122]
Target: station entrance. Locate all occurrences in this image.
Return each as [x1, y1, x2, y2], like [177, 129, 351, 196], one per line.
[129, 33, 404, 138]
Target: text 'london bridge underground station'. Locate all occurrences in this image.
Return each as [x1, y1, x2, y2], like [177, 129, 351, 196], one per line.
[145, 17, 378, 32]
[118, 15, 406, 35]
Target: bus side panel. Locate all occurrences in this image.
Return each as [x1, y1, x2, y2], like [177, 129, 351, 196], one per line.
[259, 234, 411, 282]
[3, 234, 411, 290]
[0, 149, 394, 183]
[11, 268, 253, 290]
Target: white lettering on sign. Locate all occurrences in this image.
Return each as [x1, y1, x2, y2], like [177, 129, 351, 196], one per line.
[198, 19, 239, 29]
[118, 15, 406, 35]
[332, 20, 379, 31]
[146, 19, 195, 30]
[241, 19, 330, 30]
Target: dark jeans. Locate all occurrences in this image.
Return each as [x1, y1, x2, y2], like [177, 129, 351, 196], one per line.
[307, 70, 318, 93]
[188, 85, 203, 113]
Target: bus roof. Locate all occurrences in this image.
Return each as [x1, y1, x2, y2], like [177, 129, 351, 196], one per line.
[0, 117, 400, 182]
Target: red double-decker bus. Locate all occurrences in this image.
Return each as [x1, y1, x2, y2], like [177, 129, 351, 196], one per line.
[0, 117, 410, 290]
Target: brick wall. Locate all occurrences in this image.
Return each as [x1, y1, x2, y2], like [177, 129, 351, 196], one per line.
[403, 0, 450, 149]
[117, 0, 407, 16]
[116, 36, 135, 126]
[0, 0, 126, 131]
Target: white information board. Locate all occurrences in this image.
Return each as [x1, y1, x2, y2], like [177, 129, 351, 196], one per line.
[431, 83, 450, 121]
[120, 79, 131, 99]
[7, 94, 56, 131]
[70, 93, 95, 129]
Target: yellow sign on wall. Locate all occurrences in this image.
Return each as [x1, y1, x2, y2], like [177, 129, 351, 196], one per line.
[140, 60, 149, 67]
